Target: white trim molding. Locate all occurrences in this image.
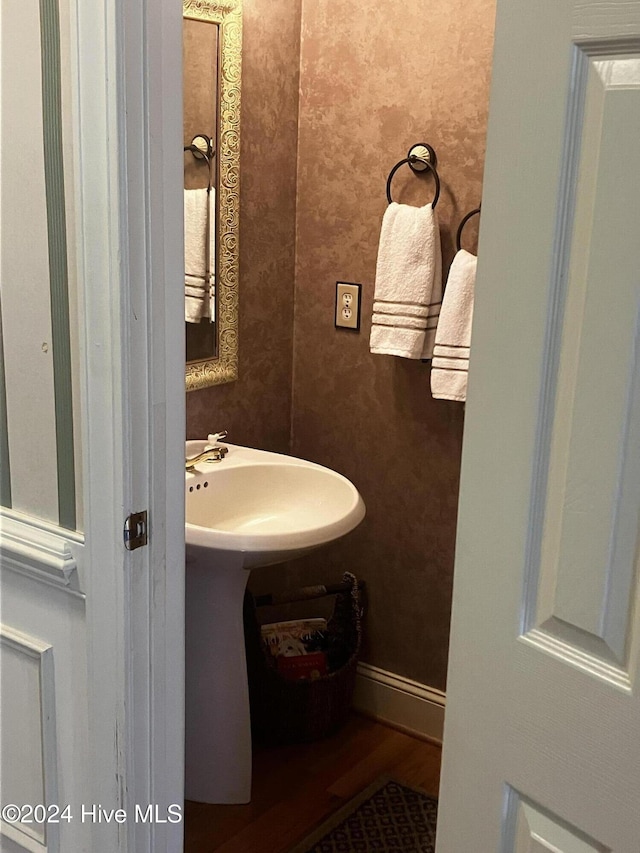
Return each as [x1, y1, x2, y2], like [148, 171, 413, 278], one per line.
[353, 662, 446, 743]
[0, 507, 84, 595]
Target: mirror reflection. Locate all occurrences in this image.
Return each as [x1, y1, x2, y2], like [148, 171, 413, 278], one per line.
[184, 19, 218, 362]
[183, 0, 241, 391]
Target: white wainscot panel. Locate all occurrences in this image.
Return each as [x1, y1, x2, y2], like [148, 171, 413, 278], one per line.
[0, 626, 59, 853]
[523, 47, 640, 686]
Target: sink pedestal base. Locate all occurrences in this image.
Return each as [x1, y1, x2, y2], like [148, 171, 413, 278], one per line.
[185, 549, 251, 804]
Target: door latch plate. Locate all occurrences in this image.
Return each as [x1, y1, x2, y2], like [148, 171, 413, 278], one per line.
[124, 511, 148, 550]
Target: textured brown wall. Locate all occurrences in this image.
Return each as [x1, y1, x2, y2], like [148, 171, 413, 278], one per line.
[187, 0, 495, 690]
[284, 0, 496, 690]
[186, 0, 302, 453]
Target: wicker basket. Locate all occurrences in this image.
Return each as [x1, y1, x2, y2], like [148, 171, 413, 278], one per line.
[244, 572, 363, 745]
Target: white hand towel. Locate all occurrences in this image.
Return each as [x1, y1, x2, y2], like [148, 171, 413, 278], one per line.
[185, 281, 208, 324]
[184, 188, 216, 323]
[431, 249, 477, 401]
[369, 202, 442, 359]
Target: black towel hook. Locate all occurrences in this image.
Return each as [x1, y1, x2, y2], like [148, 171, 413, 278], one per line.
[386, 143, 441, 208]
[455, 204, 481, 251]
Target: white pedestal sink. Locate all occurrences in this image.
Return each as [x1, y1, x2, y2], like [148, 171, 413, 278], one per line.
[184, 441, 365, 804]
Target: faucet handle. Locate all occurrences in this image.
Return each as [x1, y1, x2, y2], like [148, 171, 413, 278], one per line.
[207, 430, 228, 446]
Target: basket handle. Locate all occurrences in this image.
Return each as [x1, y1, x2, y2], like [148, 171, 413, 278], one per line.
[343, 571, 363, 638]
[254, 580, 365, 608]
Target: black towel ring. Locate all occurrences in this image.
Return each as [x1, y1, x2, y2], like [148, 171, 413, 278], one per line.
[386, 143, 441, 208]
[184, 133, 214, 162]
[184, 134, 215, 195]
[455, 205, 481, 251]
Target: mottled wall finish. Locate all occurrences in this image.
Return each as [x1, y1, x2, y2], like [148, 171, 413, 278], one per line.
[187, 0, 496, 690]
[287, 0, 495, 689]
[183, 19, 217, 192]
[186, 0, 301, 453]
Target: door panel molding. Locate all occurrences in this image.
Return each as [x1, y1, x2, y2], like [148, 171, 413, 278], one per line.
[520, 628, 632, 692]
[0, 299, 11, 508]
[503, 787, 610, 853]
[0, 508, 83, 596]
[0, 626, 59, 853]
[521, 37, 640, 676]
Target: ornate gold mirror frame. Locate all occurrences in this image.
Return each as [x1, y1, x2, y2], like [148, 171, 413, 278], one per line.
[184, 0, 241, 390]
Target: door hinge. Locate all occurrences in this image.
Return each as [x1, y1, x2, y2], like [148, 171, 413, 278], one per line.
[124, 511, 148, 550]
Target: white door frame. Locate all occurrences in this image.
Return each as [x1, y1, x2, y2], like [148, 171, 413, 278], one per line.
[74, 0, 184, 849]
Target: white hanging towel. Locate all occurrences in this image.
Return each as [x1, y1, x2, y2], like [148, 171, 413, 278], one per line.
[369, 202, 442, 359]
[430, 249, 477, 401]
[184, 187, 216, 323]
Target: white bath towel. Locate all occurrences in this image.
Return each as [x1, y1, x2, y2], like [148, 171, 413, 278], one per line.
[184, 188, 216, 323]
[431, 249, 477, 401]
[369, 202, 442, 359]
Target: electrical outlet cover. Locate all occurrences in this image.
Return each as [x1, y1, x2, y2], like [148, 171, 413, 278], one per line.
[335, 282, 362, 331]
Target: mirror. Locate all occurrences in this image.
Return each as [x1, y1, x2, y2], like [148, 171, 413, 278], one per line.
[183, 0, 242, 390]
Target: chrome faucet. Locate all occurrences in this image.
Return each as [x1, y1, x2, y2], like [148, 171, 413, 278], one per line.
[185, 431, 229, 470]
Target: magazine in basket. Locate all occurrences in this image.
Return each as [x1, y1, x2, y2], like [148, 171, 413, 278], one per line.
[260, 618, 329, 681]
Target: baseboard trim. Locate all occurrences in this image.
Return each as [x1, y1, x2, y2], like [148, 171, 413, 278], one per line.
[353, 662, 446, 743]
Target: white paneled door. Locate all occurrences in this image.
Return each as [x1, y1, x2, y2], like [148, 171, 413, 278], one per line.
[0, 0, 184, 851]
[437, 0, 640, 851]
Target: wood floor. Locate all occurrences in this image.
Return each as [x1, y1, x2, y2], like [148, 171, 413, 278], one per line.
[184, 713, 442, 852]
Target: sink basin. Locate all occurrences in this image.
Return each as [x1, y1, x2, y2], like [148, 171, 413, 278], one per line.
[184, 441, 365, 805]
[185, 441, 365, 568]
